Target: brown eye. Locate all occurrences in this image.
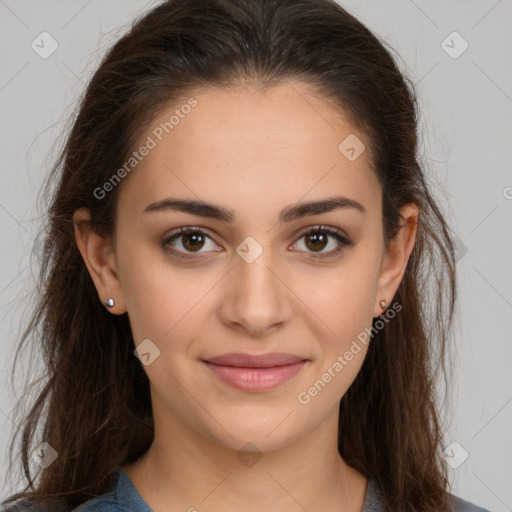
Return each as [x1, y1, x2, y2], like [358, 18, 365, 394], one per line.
[181, 231, 206, 252]
[161, 225, 354, 261]
[304, 232, 329, 252]
[162, 227, 220, 259]
[292, 225, 354, 259]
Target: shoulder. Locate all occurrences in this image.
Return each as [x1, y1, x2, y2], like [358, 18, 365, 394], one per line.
[71, 471, 124, 512]
[72, 497, 126, 512]
[449, 493, 493, 512]
[363, 479, 493, 512]
[72, 467, 147, 512]
[0, 495, 128, 512]
[0, 470, 127, 512]
[0, 499, 70, 512]
[0, 498, 126, 512]
[0, 500, 37, 512]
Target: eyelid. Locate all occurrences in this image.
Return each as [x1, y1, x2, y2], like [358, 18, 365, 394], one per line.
[290, 225, 354, 259]
[161, 226, 221, 259]
[295, 224, 352, 243]
[161, 224, 354, 260]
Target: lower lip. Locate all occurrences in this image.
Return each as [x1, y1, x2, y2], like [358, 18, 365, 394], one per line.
[202, 360, 306, 392]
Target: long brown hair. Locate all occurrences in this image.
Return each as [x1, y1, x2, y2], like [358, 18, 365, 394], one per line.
[3, 0, 457, 510]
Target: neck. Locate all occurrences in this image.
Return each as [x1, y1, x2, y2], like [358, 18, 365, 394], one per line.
[123, 402, 368, 512]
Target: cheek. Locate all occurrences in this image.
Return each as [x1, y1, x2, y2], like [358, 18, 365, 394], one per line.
[116, 244, 175, 340]
[293, 253, 381, 341]
[117, 244, 217, 355]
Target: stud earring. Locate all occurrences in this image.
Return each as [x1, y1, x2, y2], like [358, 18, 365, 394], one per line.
[379, 299, 387, 309]
[105, 298, 115, 308]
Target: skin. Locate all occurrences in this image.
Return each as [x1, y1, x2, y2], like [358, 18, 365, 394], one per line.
[73, 80, 418, 512]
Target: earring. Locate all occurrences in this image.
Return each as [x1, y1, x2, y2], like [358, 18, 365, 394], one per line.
[105, 298, 115, 308]
[379, 299, 387, 309]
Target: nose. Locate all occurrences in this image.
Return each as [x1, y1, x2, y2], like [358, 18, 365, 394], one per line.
[218, 240, 293, 337]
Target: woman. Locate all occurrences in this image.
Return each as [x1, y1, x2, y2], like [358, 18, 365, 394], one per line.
[1, 0, 492, 510]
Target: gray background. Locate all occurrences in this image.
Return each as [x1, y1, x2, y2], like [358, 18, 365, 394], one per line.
[0, 1, 511, 510]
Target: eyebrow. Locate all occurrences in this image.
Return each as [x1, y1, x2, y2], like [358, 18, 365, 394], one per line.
[143, 195, 366, 223]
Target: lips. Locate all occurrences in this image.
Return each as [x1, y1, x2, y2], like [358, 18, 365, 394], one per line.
[202, 352, 308, 392]
[204, 352, 305, 368]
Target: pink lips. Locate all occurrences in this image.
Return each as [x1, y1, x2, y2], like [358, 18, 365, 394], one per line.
[202, 352, 307, 392]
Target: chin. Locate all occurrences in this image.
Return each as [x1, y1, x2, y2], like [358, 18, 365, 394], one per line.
[211, 429, 300, 455]
[198, 407, 306, 454]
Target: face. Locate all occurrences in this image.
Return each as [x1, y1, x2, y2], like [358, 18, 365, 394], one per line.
[83, 81, 413, 453]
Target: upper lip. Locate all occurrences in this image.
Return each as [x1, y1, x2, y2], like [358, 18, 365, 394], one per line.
[203, 352, 307, 368]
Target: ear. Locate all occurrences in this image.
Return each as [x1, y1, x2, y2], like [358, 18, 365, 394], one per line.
[73, 207, 127, 315]
[373, 203, 419, 318]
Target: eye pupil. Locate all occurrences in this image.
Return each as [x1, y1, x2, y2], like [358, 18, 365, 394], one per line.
[164, 226, 349, 260]
[305, 232, 328, 252]
[183, 232, 205, 251]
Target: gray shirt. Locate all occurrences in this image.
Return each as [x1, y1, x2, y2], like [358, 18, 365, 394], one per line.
[1, 468, 493, 511]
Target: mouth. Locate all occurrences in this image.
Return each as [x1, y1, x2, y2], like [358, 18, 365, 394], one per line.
[201, 352, 308, 392]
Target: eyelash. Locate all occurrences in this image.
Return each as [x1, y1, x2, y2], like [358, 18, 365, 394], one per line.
[161, 225, 354, 261]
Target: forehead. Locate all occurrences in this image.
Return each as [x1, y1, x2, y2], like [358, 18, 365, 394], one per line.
[118, 81, 381, 224]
